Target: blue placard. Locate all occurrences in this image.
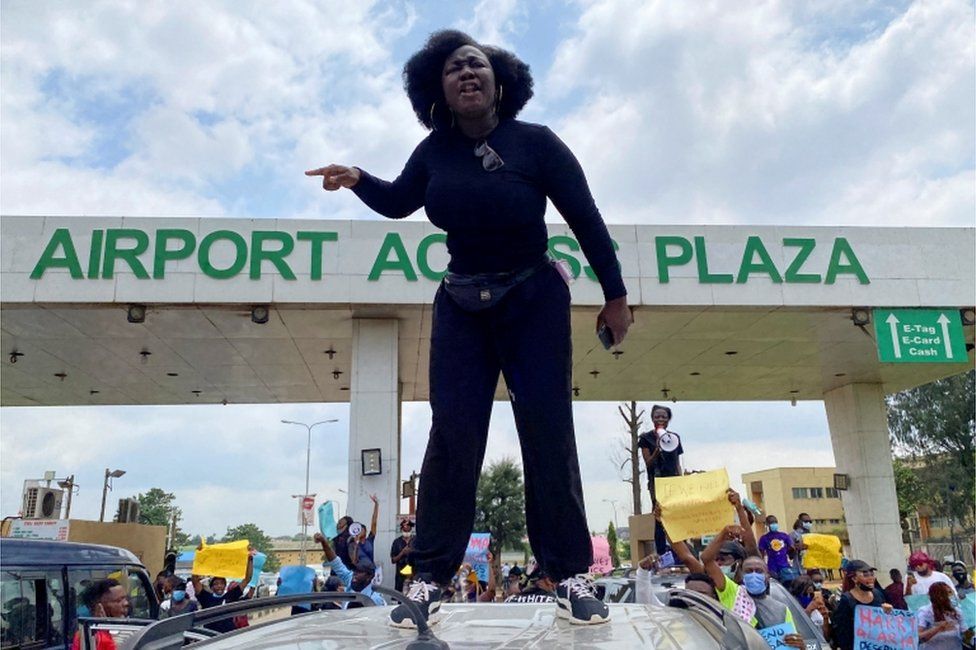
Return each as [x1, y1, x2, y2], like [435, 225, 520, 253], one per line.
[903, 594, 929, 612]
[318, 501, 337, 539]
[758, 621, 796, 648]
[853, 605, 918, 650]
[276, 565, 315, 596]
[962, 592, 976, 631]
[247, 552, 266, 588]
[463, 532, 491, 583]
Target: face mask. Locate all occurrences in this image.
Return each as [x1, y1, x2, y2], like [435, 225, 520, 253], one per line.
[856, 582, 873, 592]
[799, 594, 813, 607]
[769, 523, 780, 532]
[743, 573, 767, 595]
[813, 582, 823, 589]
[953, 573, 966, 584]
[171, 590, 186, 603]
[721, 564, 737, 578]
[352, 576, 371, 591]
[801, 522, 812, 531]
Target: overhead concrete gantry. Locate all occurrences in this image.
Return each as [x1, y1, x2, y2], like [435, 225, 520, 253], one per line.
[2, 216, 973, 583]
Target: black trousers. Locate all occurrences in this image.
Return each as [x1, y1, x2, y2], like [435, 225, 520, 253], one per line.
[411, 264, 593, 584]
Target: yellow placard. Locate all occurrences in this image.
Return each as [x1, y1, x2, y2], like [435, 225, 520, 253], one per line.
[655, 468, 733, 542]
[192, 539, 249, 579]
[801, 533, 842, 569]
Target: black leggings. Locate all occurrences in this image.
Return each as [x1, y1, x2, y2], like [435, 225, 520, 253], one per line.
[410, 265, 592, 584]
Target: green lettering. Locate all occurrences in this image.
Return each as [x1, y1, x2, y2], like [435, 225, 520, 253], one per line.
[548, 235, 582, 279]
[825, 237, 869, 284]
[297, 231, 338, 281]
[153, 229, 196, 279]
[416, 233, 448, 281]
[583, 238, 620, 282]
[103, 229, 150, 279]
[655, 236, 692, 283]
[30, 228, 83, 279]
[87, 230, 103, 279]
[368, 232, 417, 281]
[199, 230, 247, 279]
[736, 236, 782, 283]
[783, 238, 821, 283]
[250, 231, 296, 280]
[694, 236, 732, 283]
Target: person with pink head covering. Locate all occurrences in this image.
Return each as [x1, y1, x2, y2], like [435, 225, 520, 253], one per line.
[908, 551, 958, 598]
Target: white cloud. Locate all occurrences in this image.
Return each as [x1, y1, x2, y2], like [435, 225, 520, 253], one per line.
[455, 0, 526, 49]
[546, 0, 974, 226]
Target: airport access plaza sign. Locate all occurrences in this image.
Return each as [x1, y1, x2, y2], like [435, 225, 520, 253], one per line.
[2, 217, 973, 308]
[874, 309, 967, 363]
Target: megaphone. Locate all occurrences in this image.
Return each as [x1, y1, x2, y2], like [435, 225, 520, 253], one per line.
[657, 429, 681, 453]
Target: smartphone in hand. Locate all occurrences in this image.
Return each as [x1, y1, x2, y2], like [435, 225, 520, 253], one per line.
[597, 324, 614, 350]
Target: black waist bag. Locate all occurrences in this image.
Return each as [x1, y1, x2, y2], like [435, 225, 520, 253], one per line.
[442, 258, 550, 312]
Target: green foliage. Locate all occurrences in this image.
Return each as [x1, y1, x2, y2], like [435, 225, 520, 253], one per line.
[891, 459, 926, 522]
[223, 523, 280, 572]
[607, 521, 621, 568]
[474, 458, 527, 558]
[132, 487, 190, 550]
[887, 371, 976, 531]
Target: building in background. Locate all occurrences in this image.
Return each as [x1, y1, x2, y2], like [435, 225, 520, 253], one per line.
[742, 467, 847, 542]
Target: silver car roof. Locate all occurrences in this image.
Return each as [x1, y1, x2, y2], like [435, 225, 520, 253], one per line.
[191, 602, 762, 649]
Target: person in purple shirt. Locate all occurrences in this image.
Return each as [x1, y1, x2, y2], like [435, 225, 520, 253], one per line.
[758, 515, 795, 583]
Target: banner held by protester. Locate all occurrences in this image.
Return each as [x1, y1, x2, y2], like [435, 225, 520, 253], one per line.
[655, 468, 733, 541]
[192, 539, 249, 578]
[801, 533, 842, 569]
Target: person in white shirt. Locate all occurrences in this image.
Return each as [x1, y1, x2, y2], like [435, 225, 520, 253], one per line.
[908, 551, 958, 598]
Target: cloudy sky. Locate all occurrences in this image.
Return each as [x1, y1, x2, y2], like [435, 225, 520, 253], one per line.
[1, 1, 972, 539]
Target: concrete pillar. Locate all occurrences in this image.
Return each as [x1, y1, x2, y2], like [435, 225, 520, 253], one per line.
[823, 383, 904, 574]
[347, 319, 400, 588]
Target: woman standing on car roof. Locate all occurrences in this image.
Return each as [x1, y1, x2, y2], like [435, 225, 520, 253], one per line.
[306, 28, 631, 629]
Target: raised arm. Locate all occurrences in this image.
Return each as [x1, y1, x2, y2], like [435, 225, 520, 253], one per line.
[306, 140, 428, 220]
[702, 525, 743, 588]
[478, 553, 497, 603]
[726, 490, 758, 556]
[315, 532, 352, 590]
[670, 539, 705, 574]
[368, 494, 379, 538]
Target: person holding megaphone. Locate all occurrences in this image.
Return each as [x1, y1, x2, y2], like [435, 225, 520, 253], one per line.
[638, 405, 684, 555]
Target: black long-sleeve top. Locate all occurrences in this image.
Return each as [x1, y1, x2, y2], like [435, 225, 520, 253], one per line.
[351, 119, 626, 301]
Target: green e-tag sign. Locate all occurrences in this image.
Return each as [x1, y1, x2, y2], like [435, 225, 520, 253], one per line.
[874, 309, 967, 363]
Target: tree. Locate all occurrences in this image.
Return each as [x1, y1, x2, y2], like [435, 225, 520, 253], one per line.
[607, 521, 621, 568]
[223, 523, 280, 572]
[132, 488, 190, 549]
[610, 401, 644, 516]
[887, 370, 975, 555]
[888, 370, 975, 465]
[474, 458, 527, 563]
[891, 459, 926, 523]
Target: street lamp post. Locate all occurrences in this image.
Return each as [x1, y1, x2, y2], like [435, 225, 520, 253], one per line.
[281, 418, 338, 564]
[99, 469, 126, 522]
[603, 498, 620, 531]
[57, 475, 76, 519]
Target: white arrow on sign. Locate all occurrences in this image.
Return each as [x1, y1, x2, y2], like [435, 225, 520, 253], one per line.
[937, 313, 953, 358]
[886, 313, 901, 358]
